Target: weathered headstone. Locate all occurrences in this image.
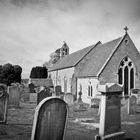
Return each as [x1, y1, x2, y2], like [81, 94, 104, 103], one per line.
[0, 84, 8, 123]
[64, 93, 74, 105]
[8, 85, 20, 108]
[37, 87, 52, 105]
[30, 93, 37, 104]
[91, 98, 100, 108]
[55, 85, 62, 96]
[128, 95, 137, 115]
[95, 83, 125, 140]
[31, 97, 68, 140]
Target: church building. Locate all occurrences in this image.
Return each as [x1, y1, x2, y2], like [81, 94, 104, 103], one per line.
[48, 28, 140, 104]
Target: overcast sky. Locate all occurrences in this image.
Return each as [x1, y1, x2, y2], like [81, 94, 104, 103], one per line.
[0, 0, 140, 78]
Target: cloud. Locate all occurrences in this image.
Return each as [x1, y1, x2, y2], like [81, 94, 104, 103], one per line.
[0, 0, 140, 77]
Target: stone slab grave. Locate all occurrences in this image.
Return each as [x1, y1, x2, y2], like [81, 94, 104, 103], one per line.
[128, 95, 137, 115]
[31, 97, 68, 140]
[37, 87, 52, 105]
[8, 84, 20, 108]
[0, 84, 8, 123]
[64, 93, 74, 106]
[95, 83, 125, 140]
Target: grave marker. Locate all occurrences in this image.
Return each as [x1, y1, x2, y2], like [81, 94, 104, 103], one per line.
[37, 87, 52, 105]
[55, 85, 62, 96]
[0, 84, 8, 123]
[8, 85, 20, 108]
[128, 95, 137, 115]
[95, 83, 125, 140]
[64, 93, 74, 105]
[30, 93, 37, 104]
[31, 97, 68, 140]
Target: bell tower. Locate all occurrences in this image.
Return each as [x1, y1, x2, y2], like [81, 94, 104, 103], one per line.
[60, 41, 69, 58]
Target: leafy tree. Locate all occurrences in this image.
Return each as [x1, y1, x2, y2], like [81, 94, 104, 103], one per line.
[30, 66, 48, 78]
[0, 63, 22, 86]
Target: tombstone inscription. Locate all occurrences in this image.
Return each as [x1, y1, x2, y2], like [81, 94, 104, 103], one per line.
[31, 97, 68, 140]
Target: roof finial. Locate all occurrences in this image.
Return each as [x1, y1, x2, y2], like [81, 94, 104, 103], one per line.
[124, 26, 128, 34]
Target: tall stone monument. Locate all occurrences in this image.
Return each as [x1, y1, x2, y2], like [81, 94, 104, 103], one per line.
[95, 83, 125, 140]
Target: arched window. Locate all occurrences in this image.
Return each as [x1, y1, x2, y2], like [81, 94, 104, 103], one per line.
[130, 68, 134, 89]
[118, 57, 135, 96]
[124, 66, 129, 95]
[118, 68, 123, 84]
[88, 82, 93, 97]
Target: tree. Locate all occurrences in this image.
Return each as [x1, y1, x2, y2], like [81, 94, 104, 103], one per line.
[0, 63, 22, 86]
[30, 66, 48, 78]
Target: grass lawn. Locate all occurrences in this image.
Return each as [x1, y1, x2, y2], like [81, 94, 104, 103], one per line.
[0, 101, 140, 140]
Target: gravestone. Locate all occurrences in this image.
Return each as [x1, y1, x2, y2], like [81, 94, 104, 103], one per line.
[37, 87, 52, 105]
[55, 85, 62, 96]
[8, 85, 20, 108]
[128, 95, 137, 115]
[0, 84, 8, 123]
[95, 83, 125, 140]
[31, 97, 68, 140]
[29, 83, 35, 93]
[91, 98, 100, 108]
[30, 93, 37, 104]
[64, 93, 74, 105]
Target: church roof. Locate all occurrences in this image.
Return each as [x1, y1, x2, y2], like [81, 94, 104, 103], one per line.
[48, 35, 126, 77]
[75, 36, 124, 77]
[48, 41, 101, 71]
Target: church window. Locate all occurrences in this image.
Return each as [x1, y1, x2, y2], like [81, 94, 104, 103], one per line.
[118, 68, 122, 84]
[118, 57, 135, 96]
[130, 68, 134, 89]
[88, 82, 93, 97]
[128, 62, 132, 67]
[124, 57, 128, 61]
[124, 39, 129, 45]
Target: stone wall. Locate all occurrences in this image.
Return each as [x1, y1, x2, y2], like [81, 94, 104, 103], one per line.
[99, 34, 140, 90]
[49, 67, 74, 93]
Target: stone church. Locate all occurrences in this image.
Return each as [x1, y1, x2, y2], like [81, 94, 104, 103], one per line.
[48, 29, 140, 104]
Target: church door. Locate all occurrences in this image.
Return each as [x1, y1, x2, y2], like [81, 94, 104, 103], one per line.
[118, 57, 135, 96]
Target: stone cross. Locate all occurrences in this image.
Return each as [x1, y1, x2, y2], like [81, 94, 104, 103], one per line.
[124, 26, 128, 33]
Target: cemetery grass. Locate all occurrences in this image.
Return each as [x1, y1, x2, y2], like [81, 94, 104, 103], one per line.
[0, 102, 140, 140]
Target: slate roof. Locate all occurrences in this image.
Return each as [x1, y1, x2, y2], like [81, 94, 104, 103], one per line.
[75, 36, 124, 77]
[48, 35, 125, 77]
[48, 42, 100, 71]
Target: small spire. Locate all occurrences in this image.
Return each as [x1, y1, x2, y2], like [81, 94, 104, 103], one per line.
[124, 26, 128, 34]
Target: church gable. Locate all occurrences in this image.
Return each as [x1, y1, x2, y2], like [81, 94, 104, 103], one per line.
[99, 33, 140, 88]
[75, 36, 123, 77]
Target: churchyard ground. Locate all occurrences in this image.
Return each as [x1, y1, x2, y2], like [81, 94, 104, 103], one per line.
[0, 101, 140, 140]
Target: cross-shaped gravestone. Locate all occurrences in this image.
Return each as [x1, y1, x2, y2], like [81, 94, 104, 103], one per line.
[31, 97, 68, 140]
